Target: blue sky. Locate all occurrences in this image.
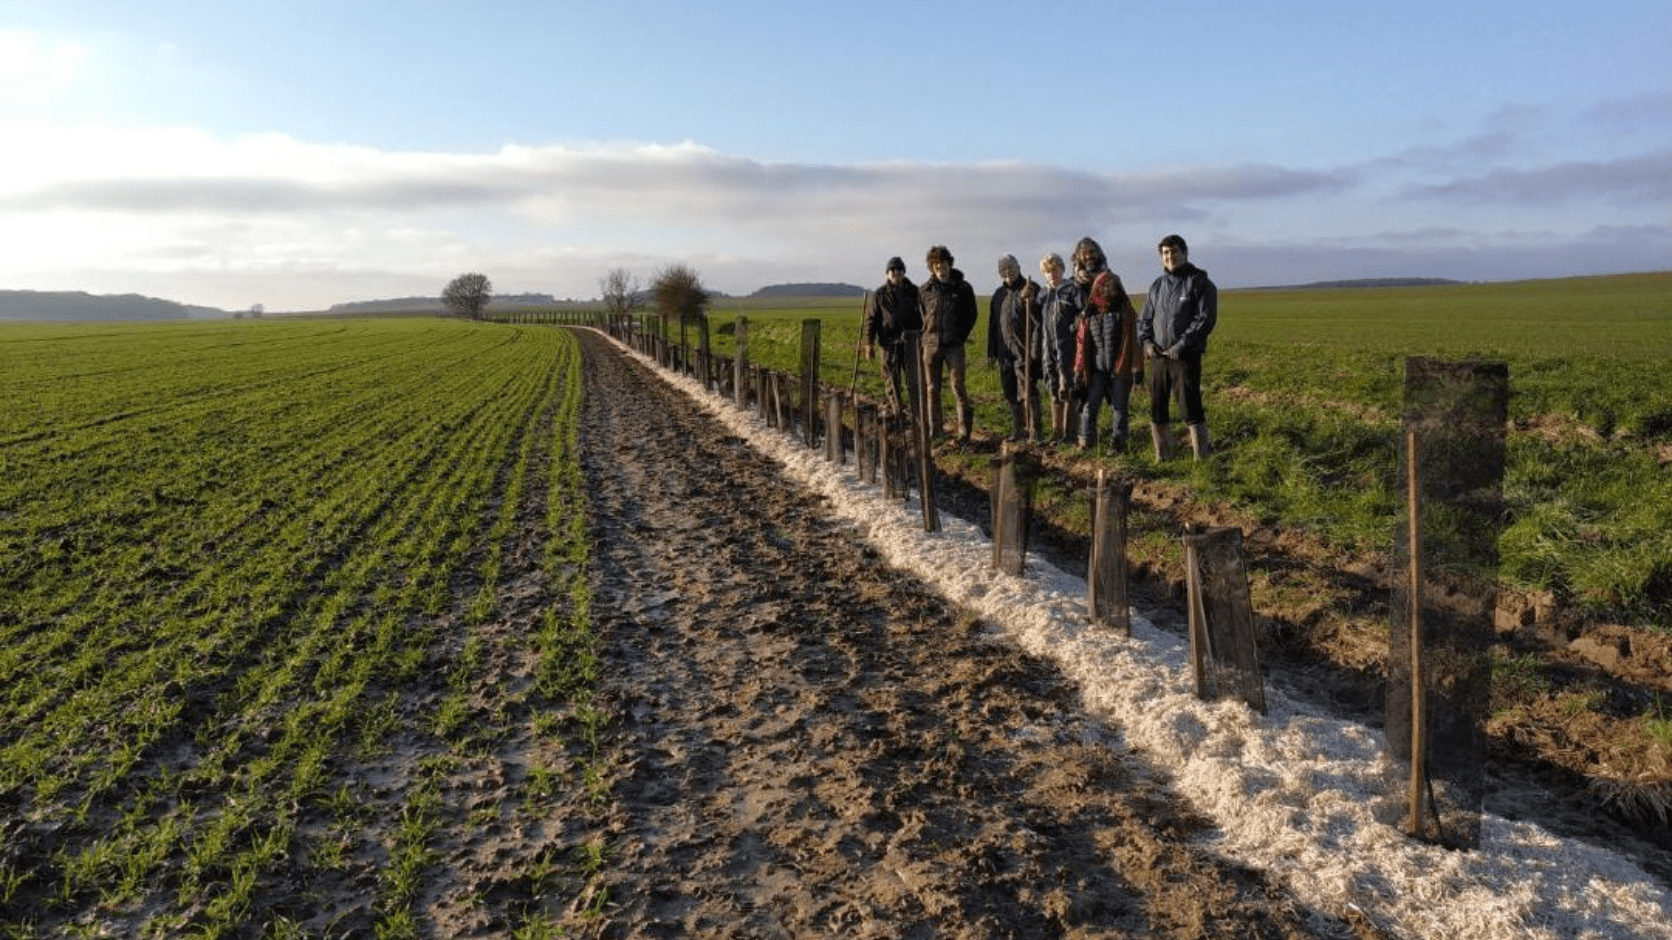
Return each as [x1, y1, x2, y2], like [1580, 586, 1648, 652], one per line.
[1, 0, 1668, 310]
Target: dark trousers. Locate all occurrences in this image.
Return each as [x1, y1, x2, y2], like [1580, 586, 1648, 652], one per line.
[1147, 351, 1206, 426]
[1081, 372, 1133, 444]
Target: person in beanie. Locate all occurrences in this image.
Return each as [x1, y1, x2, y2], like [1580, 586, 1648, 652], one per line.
[1037, 252, 1081, 443]
[1073, 269, 1142, 453]
[986, 254, 1042, 442]
[864, 256, 921, 418]
[918, 245, 979, 442]
[1137, 234, 1218, 459]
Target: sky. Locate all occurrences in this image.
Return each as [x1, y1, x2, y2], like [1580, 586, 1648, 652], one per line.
[1, 0, 1668, 312]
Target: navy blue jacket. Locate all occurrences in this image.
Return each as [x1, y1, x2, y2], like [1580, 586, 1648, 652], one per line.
[1137, 263, 1217, 354]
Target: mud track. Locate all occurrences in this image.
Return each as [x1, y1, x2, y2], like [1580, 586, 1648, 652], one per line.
[571, 331, 1353, 938]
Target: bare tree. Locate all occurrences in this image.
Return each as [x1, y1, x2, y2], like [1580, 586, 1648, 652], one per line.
[599, 267, 642, 318]
[650, 263, 710, 328]
[443, 272, 493, 320]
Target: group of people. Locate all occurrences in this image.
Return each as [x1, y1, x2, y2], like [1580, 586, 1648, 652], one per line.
[864, 235, 1218, 461]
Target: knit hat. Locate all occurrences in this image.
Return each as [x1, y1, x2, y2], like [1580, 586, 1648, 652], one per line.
[886, 256, 905, 272]
[1089, 270, 1126, 311]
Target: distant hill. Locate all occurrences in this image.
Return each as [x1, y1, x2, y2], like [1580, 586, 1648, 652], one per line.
[1249, 277, 1464, 291]
[749, 283, 866, 299]
[329, 293, 565, 314]
[0, 290, 229, 321]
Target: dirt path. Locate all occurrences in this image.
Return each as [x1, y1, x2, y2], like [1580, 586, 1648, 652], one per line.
[568, 331, 1352, 938]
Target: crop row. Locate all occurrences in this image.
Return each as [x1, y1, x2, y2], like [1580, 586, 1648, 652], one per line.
[0, 319, 597, 937]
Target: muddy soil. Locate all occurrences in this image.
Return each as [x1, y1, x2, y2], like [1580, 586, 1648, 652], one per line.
[560, 332, 1364, 938]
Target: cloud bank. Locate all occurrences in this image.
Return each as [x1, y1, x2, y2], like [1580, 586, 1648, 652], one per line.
[1, 120, 1666, 310]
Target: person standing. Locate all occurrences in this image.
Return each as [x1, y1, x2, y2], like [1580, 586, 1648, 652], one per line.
[918, 245, 978, 442]
[864, 256, 921, 419]
[1037, 251, 1082, 443]
[987, 254, 1042, 442]
[1137, 234, 1218, 459]
[1073, 270, 1141, 453]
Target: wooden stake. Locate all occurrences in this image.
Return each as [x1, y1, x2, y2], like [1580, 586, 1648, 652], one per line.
[1406, 427, 1427, 838]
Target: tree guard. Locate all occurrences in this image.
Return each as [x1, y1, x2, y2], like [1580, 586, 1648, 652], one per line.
[1386, 358, 1506, 850]
[1182, 525, 1266, 714]
[1088, 470, 1132, 635]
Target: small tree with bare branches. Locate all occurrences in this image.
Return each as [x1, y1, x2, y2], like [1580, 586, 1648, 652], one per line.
[443, 272, 493, 320]
[599, 267, 642, 318]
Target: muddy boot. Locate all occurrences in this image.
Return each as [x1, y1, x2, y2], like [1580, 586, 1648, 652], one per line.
[1150, 423, 1176, 461]
[1106, 434, 1128, 457]
[1008, 402, 1025, 442]
[957, 403, 974, 444]
[1187, 422, 1212, 460]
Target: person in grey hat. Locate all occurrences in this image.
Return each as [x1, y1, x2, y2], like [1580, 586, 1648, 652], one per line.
[865, 256, 921, 417]
[1137, 234, 1218, 459]
[986, 254, 1042, 442]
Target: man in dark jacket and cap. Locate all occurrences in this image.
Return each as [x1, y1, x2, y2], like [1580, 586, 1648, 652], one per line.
[918, 245, 979, 442]
[865, 256, 921, 418]
[1137, 234, 1218, 459]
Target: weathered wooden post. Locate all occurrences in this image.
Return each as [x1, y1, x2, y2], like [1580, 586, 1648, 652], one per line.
[734, 316, 749, 409]
[903, 331, 938, 532]
[1088, 470, 1132, 634]
[1182, 525, 1265, 714]
[800, 320, 821, 450]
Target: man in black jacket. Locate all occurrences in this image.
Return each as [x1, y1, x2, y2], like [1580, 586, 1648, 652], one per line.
[1137, 234, 1218, 459]
[919, 245, 978, 442]
[865, 256, 921, 418]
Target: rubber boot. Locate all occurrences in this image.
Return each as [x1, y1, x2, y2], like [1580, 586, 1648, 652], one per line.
[1187, 422, 1212, 460]
[1151, 423, 1176, 461]
[1008, 402, 1025, 442]
[957, 402, 973, 444]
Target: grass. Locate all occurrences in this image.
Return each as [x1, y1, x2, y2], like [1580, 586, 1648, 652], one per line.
[693, 272, 1672, 626]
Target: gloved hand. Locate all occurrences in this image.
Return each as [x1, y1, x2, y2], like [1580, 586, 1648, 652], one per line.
[1163, 343, 1183, 361]
[1143, 341, 1160, 360]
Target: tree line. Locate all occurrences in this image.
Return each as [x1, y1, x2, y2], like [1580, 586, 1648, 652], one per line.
[442, 265, 711, 324]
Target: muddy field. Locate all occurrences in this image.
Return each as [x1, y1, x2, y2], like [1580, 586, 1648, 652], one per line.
[554, 331, 1385, 938]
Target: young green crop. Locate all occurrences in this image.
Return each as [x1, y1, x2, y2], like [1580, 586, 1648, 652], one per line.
[0, 317, 603, 934]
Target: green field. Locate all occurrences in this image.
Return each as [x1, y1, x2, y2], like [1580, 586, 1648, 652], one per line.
[1, 273, 1668, 932]
[0, 318, 599, 937]
[703, 272, 1672, 625]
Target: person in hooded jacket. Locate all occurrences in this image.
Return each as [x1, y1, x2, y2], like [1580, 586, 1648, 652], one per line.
[1073, 270, 1142, 453]
[986, 254, 1042, 442]
[918, 245, 979, 442]
[864, 256, 921, 419]
[1137, 234, 1218, 459]
[1036, 252, 1081, 443]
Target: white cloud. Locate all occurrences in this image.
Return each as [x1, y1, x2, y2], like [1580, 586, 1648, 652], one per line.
[0, 123, 1664, 310]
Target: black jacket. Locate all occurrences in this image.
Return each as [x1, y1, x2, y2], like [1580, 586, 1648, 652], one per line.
[919, 269, 978, 348]
[987, 276, 1041, 362]
[867, 278, 921, 345]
